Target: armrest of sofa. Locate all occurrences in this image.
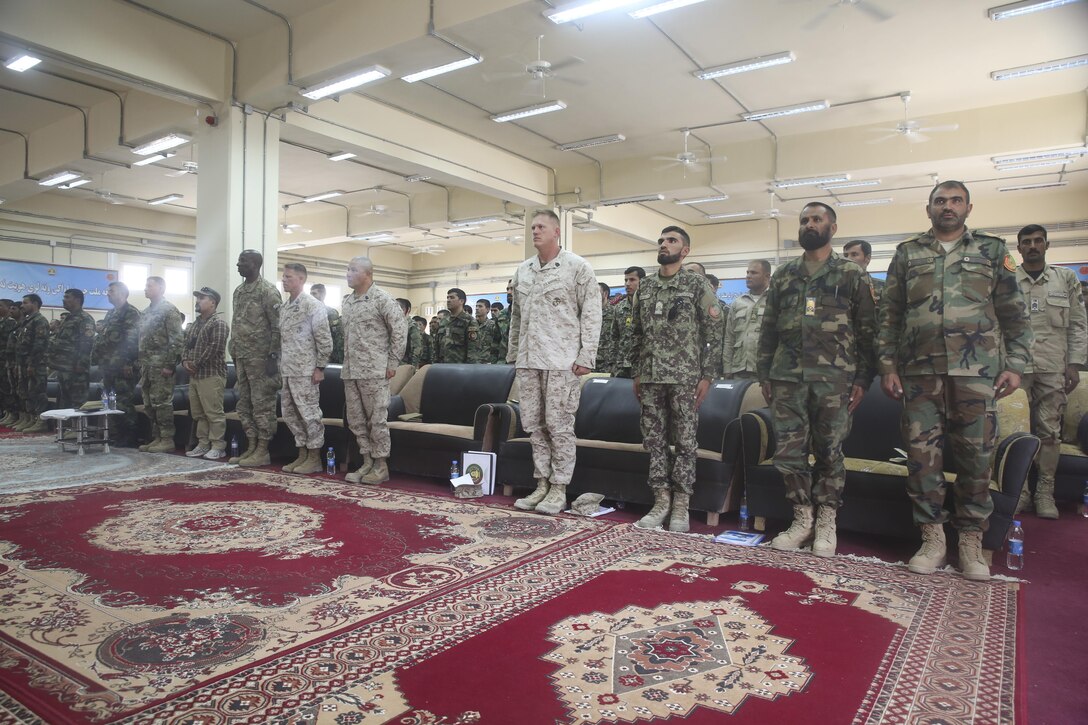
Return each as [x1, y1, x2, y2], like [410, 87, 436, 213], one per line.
[493, 402, 524, 439]
[994, 431, 1041, 498]
[740, 408, 775, 468]
[473, 403, 517, 451]
[387, 395, 406, 421]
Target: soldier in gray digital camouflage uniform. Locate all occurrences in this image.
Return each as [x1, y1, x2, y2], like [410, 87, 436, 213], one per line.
[509, 210, 601, 516]
[879, 181, 1032, 581]
[279, 263, 333, 474]
[91, 282, 141, 446]
[341, 256, 407, 485]
[13, 294, 51, 433]
[138, 276, 184, 453]
[630, 226, 724, 532]
[229, 250, 282, 466]
[758, 202, 877, 558]
[47, 289, 96, 410]
[1014, 224, 1085, 519]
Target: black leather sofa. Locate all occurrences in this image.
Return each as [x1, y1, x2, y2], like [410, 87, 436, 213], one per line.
[740, 377, 1040, 553]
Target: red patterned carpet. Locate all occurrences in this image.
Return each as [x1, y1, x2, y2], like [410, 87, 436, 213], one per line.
[0, 469, 1020, 723]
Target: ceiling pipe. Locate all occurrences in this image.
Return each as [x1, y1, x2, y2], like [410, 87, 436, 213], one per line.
[239, 0, 296, 85]
[35, 69, 127, 146]
[0, 128, 31, 178]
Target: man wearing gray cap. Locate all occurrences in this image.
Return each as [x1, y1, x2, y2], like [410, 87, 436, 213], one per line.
[182, 287, 230, 459]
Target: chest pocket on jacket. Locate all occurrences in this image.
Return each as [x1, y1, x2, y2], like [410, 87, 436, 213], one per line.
[1046, 295, 1070, 328]
[667, 294, 695, 323]
[956, 257, 993, 304]
[906, 260, 936, 305]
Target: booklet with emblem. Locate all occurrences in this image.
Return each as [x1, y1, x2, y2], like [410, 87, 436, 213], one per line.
[461, 451, 496, 495]
[714, 531, 765, 546]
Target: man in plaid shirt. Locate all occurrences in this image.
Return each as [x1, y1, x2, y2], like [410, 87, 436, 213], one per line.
[182, 287, 230, 459]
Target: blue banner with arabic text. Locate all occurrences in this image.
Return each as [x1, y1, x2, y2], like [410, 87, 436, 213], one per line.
[0, 260, 117, 310]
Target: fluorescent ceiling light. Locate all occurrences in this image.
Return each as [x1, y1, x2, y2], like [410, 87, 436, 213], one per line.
[998, 181, 1070, 191]
[279, 243, 307, 251]
[675, 194, 729, 205]
[546, 0, 644, 24]
[327, 151, 356, 161]
[5, 54, 41, 72]
[695, 51, 795, 80]
[300, 65, 391, 100]
[991, 54, 1088, 80]
[132, 133, 190, 156]
[837, 197, 893, 207]
[742, 100, 828, 121]
[630, 0, 709, 18]
[491, 100, 567, 123]
[451, 217, 500, 227]
[601, 193, 665, 206]
[132, 153, 174, 166]
[404, 174, 431, 183]
[556, 134, 626, 151]
[705, 211, 755, 219]
[303, 190, 344, 203]
[402, 55, 481, 83]
[38, 170, 81, 187]
[821, 179, 881, 190]
[0, 198, 5, 204]
[574, 224, 600, 232]
[351, 232, 396, 242]
[774, 174, 850, 188]
[58, 178, 92, 189]
[148, 193, 183, 206]
[988, 0, 1083, 21]
[991, 146, 1087, 164]
[995, 158, 1075, 171]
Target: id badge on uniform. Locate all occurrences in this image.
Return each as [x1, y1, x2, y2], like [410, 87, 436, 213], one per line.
[655, 301, 664, 316]
[805, 296, 816, 316]
[1030, 297, 1040, 312]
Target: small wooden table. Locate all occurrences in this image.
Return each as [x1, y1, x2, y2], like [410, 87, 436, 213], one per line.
[40, 408, 125, 455]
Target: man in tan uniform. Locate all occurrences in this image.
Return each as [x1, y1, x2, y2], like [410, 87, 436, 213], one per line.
[509, 210, 601, 515]
[341, 256, 407, 485]
[1014, 224, 1087, 518]
[722, 259, 771, 379]
[279, 263, 334, 475]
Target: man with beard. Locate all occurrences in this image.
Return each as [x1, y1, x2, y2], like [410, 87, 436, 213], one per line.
[1012, 224, 1086, 519]
[757, 202, 876, 558]
[723, 260, 771, 379]
[630, 227, 723, 532]
[611, 266, 645, 379]
[879, 181, 1032, 581]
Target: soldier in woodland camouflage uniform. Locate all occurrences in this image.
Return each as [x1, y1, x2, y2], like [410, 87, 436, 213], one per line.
[414, 316, 433, 366]
[435, 289, 479, 364]
[396, 299, 424, 368]
[630, 227, 724, 532]
[843, 240, 884, 302]
[595, 283, 616, 373]
[489, 302, 507, 363]
[91, 282, 141, 446]
[311, 284, 344, 365]
[472, 300, 498, 364]
[1013, 224, 1086, 519]
[0, 300, 18, 424]
[758, 202, 877, 558]
[509, 210, 601, 516]
[612, 266, 645, 379]
[341, 256, 407, 485]
[723, 260, 770, 379]
[229, 250, 282, 466]
[279, 263, 333, 474]
[879, 181, 1032, 581]
[13, 294, 51, 433]
[138, 276, 184, 453]
[47, 289, 96, 409]
[4, 306, 27, 427]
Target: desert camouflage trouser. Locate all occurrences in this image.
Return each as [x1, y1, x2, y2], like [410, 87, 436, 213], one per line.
[517, 369, 581, 487]
[902, 375, 996, 532]
[344, 378, 390, 458]
[55, 370, 89, 409]
[235, 357, 281, 440]
[770, 379, 851, 507]
[140, 367, 177, 442]
[282, 376, 325, 449]
[19, 363, 48, 416]
[639, 382, 698, 495]
[1022, 372, 1066, 490]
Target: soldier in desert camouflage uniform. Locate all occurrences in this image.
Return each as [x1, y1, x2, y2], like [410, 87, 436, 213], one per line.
[611, 266, 645, 379]
[435, 289, 478, 364]
[397, 299, 424, 368]
[341, 256, 407, 485]
[758, 202, 877, 558]
[47, 289, 96, 410]
[723, 260, 770, 380]
[138, 276, 184, 453]
[630, 227, 724, 533]
[509, 210, 601, 516]
[310, 284, 344, 365]
[229, 250, 282, 466]
[91, 282, 141, 445]
[13, 294, 51, 433]
[279, 263, 333, 474]
[879, 181, 1032, 581]
[0, 300, 20, 424]
[1013, 224, 1086, 519]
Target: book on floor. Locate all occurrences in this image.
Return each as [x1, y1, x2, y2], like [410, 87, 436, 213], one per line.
[462, 451, 496, 495]
[714, 530, 765, 546]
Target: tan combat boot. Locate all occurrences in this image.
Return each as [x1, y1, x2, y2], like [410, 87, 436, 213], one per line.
[12, 413, 32, 431]
[294, 448, 323, 475]
[1014, 483, 1034, 515]
[636, 488, 672, 529]
[282, 448, 308, 473]
[345, 453, 374, 483]
[230, 434, 256, 464]
[138, 439, 157, 452]
[514, 479, 550, 511]
[770, 505, 815, 550]
[147, 438, 174, 453]
[908, 523, 947, 575]
[668, 492, 690, 533]
[1034, 480, 1059, 520]
[812, 505, 838, 558]
[958, 529, 989, 581]
[535, 483, 567, 516]
[240, 439, 270, 467]
[360, 457, 389, 485]
[0, 411, 16, 426]
[22, 417, 48, 434]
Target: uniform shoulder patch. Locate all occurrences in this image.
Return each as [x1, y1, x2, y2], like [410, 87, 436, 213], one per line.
[708, 304, 721, 318]
[468, 330, 478, 341]
[1003, 254, 1015, 272]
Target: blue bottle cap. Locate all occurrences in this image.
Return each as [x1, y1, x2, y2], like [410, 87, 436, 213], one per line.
[1013, 520, 1021, 526]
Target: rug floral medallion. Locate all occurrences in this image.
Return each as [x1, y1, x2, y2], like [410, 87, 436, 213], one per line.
[0, 469, 1019, 724]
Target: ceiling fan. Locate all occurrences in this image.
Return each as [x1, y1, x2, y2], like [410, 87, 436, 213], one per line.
[95, 189, 124, 205]
[482, 34, 585, 98]
[757, 190, 797, 220]
[653, 130, 714, 176]
[804, 0, 893, 29]
[868, 92, 959, 145]
[362, 203, 391, 217]
[411, 244, 446, 255]
[280, 205, 311, 235]
[165, 161, 198, 177]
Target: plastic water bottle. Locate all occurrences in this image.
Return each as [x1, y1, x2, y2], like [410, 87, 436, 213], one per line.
[1080, 481, 1088, 518]
[326, 447, 336, 475]
[739, 495, 750, 531]
[108, 389, 117, 410]
[450, 459, 460, 480]
[101, 388, 109, 409]
[230, 437, 239, 459]
[1006, 520, 1024, 571]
